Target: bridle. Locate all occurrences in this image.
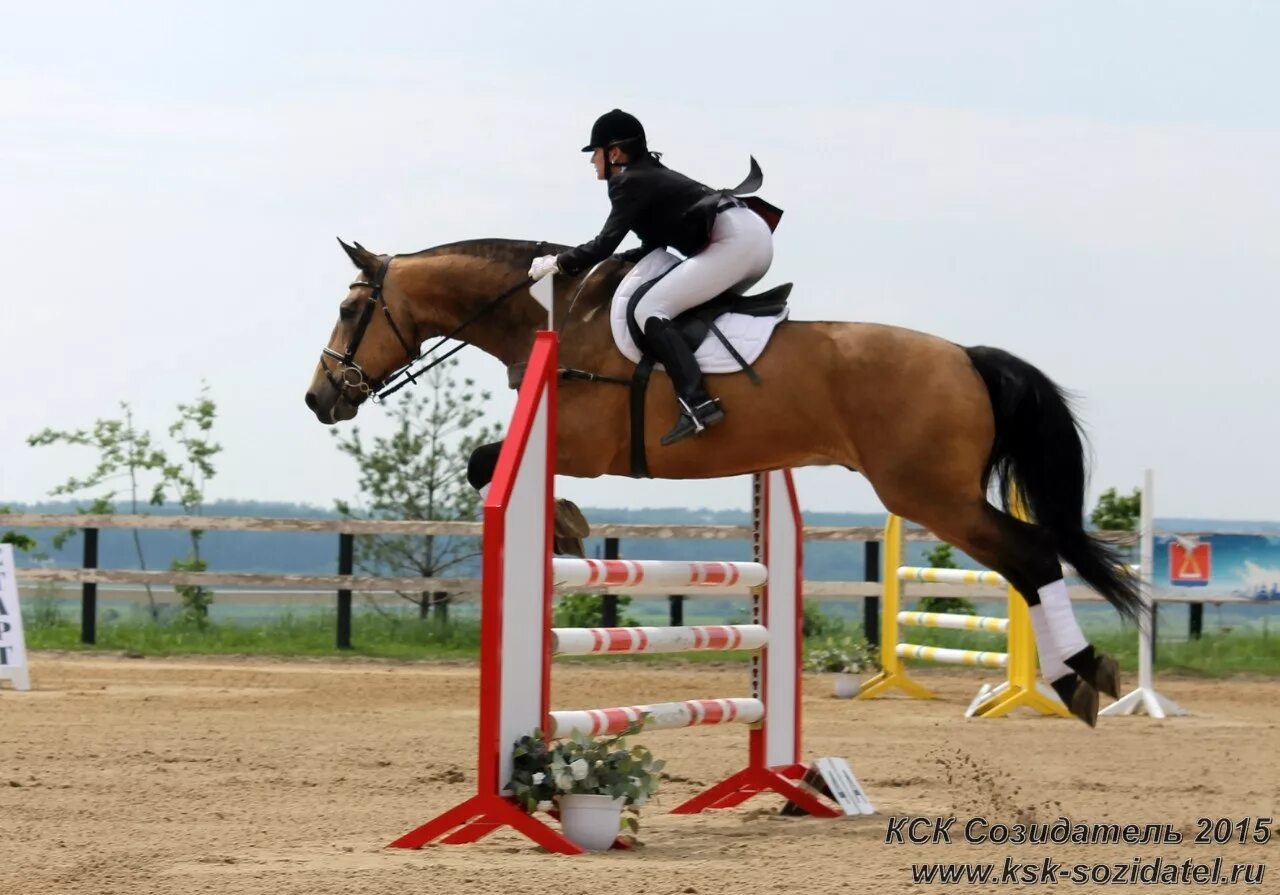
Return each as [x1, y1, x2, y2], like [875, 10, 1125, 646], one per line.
[319, 250, 541, 405]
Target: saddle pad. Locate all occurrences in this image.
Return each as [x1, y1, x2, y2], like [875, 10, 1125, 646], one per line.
[609, 252, 789, 374]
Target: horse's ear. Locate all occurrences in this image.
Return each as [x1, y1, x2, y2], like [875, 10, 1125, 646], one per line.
[337, 237, 380, 276]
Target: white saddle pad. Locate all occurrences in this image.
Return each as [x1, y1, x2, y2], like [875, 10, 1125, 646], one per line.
[608, 253, 789, 374]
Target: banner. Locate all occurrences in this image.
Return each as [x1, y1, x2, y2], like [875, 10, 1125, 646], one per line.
[0, 543, 31, 691]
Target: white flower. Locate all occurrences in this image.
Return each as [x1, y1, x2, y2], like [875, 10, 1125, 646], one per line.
[569, 758, 590, 780]
[532, 772, 546, 785]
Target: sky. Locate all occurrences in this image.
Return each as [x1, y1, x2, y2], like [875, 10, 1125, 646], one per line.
[3, 1, 1278, 520]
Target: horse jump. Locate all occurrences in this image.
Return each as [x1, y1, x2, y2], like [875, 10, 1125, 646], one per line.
[388, 332, 840, 855]
[858, 513, 1069, 718]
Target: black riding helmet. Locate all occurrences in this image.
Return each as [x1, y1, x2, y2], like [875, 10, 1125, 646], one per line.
[581, 108, 646, 153]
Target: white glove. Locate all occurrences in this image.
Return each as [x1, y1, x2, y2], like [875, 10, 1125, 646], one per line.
[528, 255, 560, 281]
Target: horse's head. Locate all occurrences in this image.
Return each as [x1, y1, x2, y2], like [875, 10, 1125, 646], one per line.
[305, 237, 621, 425]
[304, 239, 419, 424]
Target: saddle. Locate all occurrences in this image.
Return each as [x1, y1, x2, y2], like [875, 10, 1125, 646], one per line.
[622, 282, 791, 480]
[625, 281, 794, 363]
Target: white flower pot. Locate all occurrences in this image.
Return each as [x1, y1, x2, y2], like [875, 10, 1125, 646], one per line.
[558, 794, 625, 852]
[832, 671, 859, 699]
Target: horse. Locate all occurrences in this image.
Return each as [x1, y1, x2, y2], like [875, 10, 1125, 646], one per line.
[305, 237, 1140, 725]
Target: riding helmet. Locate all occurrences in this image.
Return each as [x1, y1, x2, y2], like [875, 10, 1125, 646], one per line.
[581, 109, 646, 152]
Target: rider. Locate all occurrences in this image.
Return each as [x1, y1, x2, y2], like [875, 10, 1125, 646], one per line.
[528, 109, 775, 446]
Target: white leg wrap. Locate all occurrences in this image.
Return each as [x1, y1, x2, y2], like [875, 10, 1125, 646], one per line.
[1029, 605, 1073, 681]
[1038, 578, 1089, 657]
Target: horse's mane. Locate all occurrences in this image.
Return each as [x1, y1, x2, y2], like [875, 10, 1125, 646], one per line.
[400, 238, 571, 266]
[399, 238, 624, 323]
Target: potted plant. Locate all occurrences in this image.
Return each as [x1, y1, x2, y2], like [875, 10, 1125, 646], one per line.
[507, 721, 664, 851]
[806, 636, 876, 698]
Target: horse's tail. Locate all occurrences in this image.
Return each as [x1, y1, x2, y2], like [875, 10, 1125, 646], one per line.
[965, 345, 1142, 622]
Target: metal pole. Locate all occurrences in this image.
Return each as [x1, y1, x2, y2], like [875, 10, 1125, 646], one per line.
[601, 538, 620, 627]
[1137, 468, 1155, 688]
[1189, 603, 1203, 640]
[81, 527, 98, 645]
[337, 533, 353, 650]
[863, 540, 880, 644]
[1150, 602, 1159, 666]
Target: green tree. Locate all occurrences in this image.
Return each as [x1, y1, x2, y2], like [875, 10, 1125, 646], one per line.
[916, 541, 976, 615]
[27, 403, 169, 618]
[161, 385, 221, 626]
[1, 507, 37, 553]
[332, 360, 499, 621]
[1091, 486, 1142, 532]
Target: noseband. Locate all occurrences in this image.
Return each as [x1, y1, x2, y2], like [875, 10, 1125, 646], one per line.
[319, 248, 544, 405]
[319, 258, 418, 404]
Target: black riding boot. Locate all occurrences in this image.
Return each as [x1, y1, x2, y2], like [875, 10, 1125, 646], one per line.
[643, 317, 726, 446]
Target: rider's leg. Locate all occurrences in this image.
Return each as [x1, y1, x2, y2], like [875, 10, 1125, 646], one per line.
[632, 208, 773, 446]
[631, 207, 773, 321]
[644, 315, 725, 445]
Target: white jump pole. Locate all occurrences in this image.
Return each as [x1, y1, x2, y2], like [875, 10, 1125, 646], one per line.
[1100, 468, 1187, 719]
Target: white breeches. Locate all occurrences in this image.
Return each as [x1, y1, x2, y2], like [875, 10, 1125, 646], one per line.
[618, 206, 774, 325]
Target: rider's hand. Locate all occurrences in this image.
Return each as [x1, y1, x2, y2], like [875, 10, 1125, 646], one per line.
[529, 255, 560, 281]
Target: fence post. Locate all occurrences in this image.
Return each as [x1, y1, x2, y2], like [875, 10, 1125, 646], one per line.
[669, 594, 684, 626]
[1189, 602, 1203, 640]
[81, 527, 98, 645]
[602, 538, 620, 627]
[862, 540, 880, 644]
[337, 533, 353, 650]
[1150, 602, 1159, 666]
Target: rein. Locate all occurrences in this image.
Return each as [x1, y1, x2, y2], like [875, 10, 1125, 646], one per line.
[320, 253, 538, 404]
[324, 245, 638, 405]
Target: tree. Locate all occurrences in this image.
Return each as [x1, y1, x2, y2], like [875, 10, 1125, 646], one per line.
[916, 541, 976, 615]
[28, 403, 169, 618]
[332, 360, 500, 620]
[161, 385, 221, 626]
[1, 507, 37, 553]
[1091, 486, 1142, 532]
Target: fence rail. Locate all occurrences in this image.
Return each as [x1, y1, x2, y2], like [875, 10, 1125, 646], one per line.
[8, 511, 1225, 650]
[0, 512, 1155, 543]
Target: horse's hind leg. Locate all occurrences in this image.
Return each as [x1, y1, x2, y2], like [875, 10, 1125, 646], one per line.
[890, 494, 1111, 726]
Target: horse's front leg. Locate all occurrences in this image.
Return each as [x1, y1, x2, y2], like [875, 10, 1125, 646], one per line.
[465, 440, 590, 557]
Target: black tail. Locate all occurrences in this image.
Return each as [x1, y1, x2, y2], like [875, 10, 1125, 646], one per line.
[965, 345, 1141, 622]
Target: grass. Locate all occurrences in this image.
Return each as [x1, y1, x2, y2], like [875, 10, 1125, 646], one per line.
[25, 608, 481, 659]
[21, 598, 1280, 676]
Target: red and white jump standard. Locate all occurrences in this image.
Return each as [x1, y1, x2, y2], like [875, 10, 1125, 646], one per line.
[388, 331, 838, 855]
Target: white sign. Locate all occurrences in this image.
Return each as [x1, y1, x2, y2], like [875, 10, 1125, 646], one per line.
[529, 275, 555, 332]
[814, 757, 875, 816]
[0, 544, 31, 691]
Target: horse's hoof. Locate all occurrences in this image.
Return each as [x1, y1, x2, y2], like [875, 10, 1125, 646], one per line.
[553, 498, 590, 557]
[554, 498, 590, 539]
[1090, 653, 1122, 700]
[553, 535, 586, 558]
[1069, 681, 1099, 728]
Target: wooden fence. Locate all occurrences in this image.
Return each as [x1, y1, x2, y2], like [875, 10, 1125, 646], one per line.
[3, 512, 1181, 650]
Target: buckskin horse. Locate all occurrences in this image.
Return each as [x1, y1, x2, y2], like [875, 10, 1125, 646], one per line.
[305, 237, 1139, 725]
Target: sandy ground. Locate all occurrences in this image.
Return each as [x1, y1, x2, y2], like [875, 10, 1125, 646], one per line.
[2, 654, 1278, 895]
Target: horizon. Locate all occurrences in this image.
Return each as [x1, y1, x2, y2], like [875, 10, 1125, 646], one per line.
[7, 494, 1280, 533]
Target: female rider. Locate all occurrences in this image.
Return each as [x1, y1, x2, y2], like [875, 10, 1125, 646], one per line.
[528, 109, 775, 446]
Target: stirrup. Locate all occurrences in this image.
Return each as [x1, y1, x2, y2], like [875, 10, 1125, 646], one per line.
[660, 398, 725, 447]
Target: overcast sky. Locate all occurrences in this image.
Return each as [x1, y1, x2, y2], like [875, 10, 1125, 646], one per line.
[3, 1, 1277, 520]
